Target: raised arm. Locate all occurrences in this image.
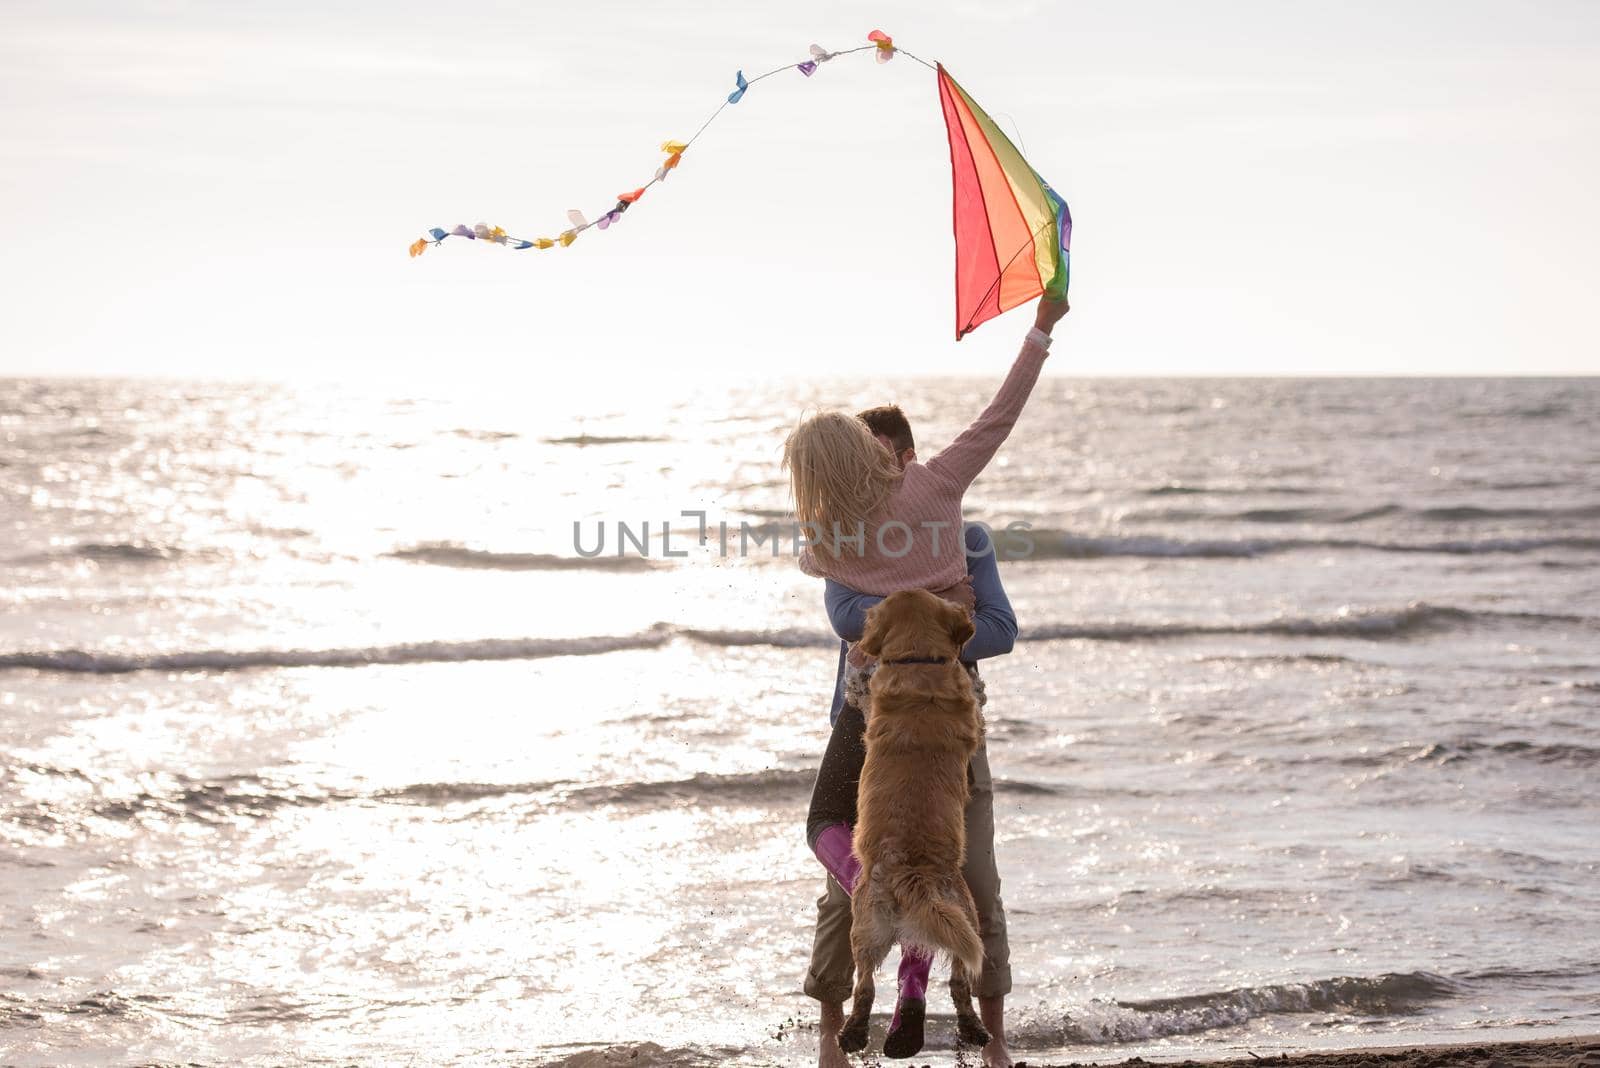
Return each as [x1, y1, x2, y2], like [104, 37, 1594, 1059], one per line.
[925, 297, 1069, 490]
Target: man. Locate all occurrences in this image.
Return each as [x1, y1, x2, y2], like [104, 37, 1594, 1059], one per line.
[802, 403, 1019, 1068]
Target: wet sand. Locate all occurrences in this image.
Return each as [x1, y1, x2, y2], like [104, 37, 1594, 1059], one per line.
[1035, 1034, 1600, 1068]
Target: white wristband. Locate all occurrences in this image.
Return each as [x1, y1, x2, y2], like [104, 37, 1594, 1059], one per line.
[1026, 326, 1053, 351]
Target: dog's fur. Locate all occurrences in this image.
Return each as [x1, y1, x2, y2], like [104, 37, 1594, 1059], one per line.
[835, 588, 992, 1055]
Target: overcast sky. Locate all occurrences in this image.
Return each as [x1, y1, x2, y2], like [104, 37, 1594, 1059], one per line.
[4, 0, 1598, 383]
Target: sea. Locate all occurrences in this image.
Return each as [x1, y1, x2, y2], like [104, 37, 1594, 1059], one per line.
[2, 374, 1597, 1067]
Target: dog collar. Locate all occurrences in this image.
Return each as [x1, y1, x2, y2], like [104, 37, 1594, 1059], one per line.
[883, 656, 951, 665]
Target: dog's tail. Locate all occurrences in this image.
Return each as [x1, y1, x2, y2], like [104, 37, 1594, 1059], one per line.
[901, 878, 984, 977]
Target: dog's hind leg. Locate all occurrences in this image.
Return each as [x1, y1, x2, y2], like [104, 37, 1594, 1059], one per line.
[949, 884, 991, 1049]
[837, 881, 895, 1055]
[950, 965, 991, 1049]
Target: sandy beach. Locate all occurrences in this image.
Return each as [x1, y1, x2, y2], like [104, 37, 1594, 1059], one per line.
[1034, 1035, 1600, 1067]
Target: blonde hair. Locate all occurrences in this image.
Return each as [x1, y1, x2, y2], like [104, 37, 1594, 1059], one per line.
[783, 410, 903, 545]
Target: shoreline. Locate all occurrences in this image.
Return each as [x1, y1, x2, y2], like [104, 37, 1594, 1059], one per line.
[1035, 1034, 1600, 1067]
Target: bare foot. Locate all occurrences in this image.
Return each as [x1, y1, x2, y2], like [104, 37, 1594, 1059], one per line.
[819, 1000, 850, 1068]
[979, 994, 1014, 1068]
[983, 1036, 1015, 1068]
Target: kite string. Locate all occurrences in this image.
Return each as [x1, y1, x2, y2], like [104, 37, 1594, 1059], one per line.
[438, 41, 939, 247]
[684, 43, 881, 150]
[893, 47, 939, 71]
[546, 45, 894, 239]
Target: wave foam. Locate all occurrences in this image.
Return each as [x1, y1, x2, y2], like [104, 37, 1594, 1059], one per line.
[1014, 530, 1600, 560]
[7, 603, 1590, 674]
[0, 631, 670, 674]
[12, 768, 822, 829]
[381, 769, 818, 809]
[388, 543, 655, 572]
[1341, 739, 1600, 770]
[1017, 971, 1464, 1046]
[678, 627, 833, 649]
[10, 541, 187, 565]
[1021, 602, 1568, 642]
[540, 434, 669, 447]
[1122, 502, 1600, 526]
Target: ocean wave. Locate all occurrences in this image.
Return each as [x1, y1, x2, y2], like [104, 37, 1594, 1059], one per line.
[1012, 530, 1600, 560]
[8, 768, 820, 830]
[1126, 505, 1402, 525]
[9, 541, 187, 565]
[435, 762, 1019, 810]
[1021, 602, 1592, 642]
[387, 542, 655, 572]
[1121, 502, 1600, 526]
[1458, 963, 1600, 987]
[540, 434, 669, 446]
[1142, 483, 1317, 496]
[0, 990, 165, 1027]
[1195, 652, 1358, 665]
[995, 779, 1064, 796]
[450, 427, 519, 441]
[1340, 739, 1600, 770]
[9, 603, 1587, 674]
[1419, 504, 1600, 521]
[1485, 478, 1570, 491]
[376, 780, 561, 805]
[380, 769, 818, 808]
[678, 627, 834, 649]
[0, 631, 671, 674]
[84, 776, 351, 826]
[562, 768, 815, 807]
[685, 605, 1488, 648]
[1016, 971, 1463, 1046]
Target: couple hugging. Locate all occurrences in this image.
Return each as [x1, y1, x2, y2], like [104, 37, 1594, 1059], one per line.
[783, 295, 1070, 1066]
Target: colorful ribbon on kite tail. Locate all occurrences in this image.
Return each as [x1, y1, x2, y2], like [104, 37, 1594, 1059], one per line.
[407, 31, 1073, 342]
[407, 33, 907, 259]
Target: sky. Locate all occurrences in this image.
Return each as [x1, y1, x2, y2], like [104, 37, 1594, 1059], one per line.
[3, 0, 1598, 382]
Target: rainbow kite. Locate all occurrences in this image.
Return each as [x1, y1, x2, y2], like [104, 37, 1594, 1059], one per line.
[409, 31, 1071, 339]
[937, 65, 1072, 338]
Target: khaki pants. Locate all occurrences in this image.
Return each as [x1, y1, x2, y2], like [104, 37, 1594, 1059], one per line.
[802, 742, 1011, 1002]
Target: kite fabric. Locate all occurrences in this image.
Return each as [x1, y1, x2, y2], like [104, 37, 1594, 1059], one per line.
[937, 64, 1072, 338]
[409, 30, 1071, 339]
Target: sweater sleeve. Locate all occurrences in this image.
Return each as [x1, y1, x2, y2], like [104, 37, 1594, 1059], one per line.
[824, 579, 879, 642]
[826, 529, 1016, 659]
[960, 524, 1017, 661]
[925, 334, 1050, 491]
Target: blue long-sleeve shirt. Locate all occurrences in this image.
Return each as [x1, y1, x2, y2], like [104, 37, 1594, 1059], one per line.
[825, 523, 1017, 723]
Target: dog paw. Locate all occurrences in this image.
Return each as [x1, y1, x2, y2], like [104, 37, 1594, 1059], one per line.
[956, 1012, 991, 1048]
[883, 997, 925, 1059]
[836, 1016, 870, 1055]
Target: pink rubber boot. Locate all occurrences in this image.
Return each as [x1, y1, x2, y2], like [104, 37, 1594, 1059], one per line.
[811, 822, 932, 1058]
[813, 822, 861, 893]
[883, 950, 929, 1059]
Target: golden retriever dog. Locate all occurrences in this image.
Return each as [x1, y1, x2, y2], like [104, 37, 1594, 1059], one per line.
[835, 588, 991, 1056]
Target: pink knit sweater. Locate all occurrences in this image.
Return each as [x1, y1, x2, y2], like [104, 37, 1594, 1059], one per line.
[798, 335, 1050, 596]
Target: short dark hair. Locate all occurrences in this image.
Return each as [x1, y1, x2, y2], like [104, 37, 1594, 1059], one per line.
[857, 404, 914, 456]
